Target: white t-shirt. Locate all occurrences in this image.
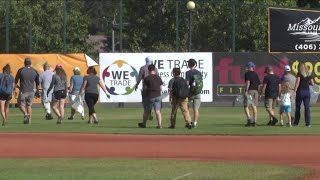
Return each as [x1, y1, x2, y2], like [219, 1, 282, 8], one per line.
[280, 93, 291, 106]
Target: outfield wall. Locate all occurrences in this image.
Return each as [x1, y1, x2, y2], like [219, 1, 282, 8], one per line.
[99, 52, 320, 104]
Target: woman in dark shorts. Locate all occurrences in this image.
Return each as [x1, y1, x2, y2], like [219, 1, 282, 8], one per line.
[80, 66, 110, 124]
[0, 64, 14, 126]
[47, 64, 68, 124]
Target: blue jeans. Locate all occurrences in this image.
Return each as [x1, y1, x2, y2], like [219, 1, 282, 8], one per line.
[295, 90, 311, 126]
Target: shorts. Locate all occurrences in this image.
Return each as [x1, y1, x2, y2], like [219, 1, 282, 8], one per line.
[264, 98, 276, 110]
[143, 96, 162, 112]
[280, 105, 291, 113]
[18, 91, 34, 106]
[189, 94, 201, 110]
[244, 90, 258, 107]
[0, 93, 11, 101]
[53, 90, 67, 100]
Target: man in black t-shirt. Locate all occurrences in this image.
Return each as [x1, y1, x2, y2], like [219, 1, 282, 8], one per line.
[261, 66, 280, 126]
[138, 64, 163, 129]
[243, 62, 261, 127]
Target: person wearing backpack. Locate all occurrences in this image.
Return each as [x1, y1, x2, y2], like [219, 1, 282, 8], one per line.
[15, 58, 41, 124]
[185, 59, 203, 128]
[0, 64, 14, 126]
[168, 68, 193, 129]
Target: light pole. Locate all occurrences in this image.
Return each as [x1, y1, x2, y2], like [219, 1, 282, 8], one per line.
[186, 1, 195, 52]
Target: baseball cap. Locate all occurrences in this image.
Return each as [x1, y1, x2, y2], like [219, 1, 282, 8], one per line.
[74, 66, 80, 71]
[56, 64, 63, 68]
[264, 66, 273, 73]
[284, 65, 291, 71]
[145, 56, 153, 65]
[24, 57, 31, 65]
[187, 58, 197, 67]
[246, 62, 255, 68]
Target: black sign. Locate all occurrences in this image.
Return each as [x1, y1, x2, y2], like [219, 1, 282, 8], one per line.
[269, 7, 320, 53]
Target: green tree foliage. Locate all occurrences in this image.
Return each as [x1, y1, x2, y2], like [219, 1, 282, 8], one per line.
[0, 0, 91, 53]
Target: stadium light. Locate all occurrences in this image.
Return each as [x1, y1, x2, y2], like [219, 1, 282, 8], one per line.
[186, 1, 196, 52]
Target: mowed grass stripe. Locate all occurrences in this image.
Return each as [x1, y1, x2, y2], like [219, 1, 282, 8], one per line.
[0, 158, 310, 180]
[0, 106, 320, 135]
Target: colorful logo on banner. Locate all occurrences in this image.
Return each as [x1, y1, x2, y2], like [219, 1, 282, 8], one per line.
[102, 60, 138, 95]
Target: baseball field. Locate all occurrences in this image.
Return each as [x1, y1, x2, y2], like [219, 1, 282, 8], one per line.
[0, 105, 319, 180]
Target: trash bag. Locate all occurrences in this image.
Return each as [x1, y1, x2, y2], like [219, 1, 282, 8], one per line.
[310, 85, 319, 104]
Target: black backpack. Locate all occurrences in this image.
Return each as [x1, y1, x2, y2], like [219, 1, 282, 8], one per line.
[172, 77, 189, 99]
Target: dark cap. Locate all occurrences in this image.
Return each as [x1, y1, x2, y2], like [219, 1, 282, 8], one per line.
[24, 57, 31, 66]
[264, 66, 273, 73]
[187, 58, 197, 67]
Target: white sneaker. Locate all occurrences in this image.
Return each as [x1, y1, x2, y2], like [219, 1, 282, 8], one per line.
[280, 120, 284, 126]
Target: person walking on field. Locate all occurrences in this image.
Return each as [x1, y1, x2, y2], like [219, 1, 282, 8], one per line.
[261, 66, 280, 126]
[15, 58, 40, 124]
[279, 81, 292, 127]
[138, 64, 163, 128]
[39, 62, 54, 120]
[80, 66, 110, 124]
[135, 56, 158, 121]
[243, 62, 261, 127]
[168, 67, 193, 129]
[0, 64, 14, 126]
[281, 65, 296, 122]
[185, 58, 203, 128]
[293, 62, 314, 127]
[68, 67, 84, 120]
[47, 64, 68, 124]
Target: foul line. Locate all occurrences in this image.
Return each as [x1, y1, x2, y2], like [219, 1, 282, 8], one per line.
[172, 173, 192, 180]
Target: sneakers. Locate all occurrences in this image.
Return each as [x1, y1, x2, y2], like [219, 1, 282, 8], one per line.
[185, 123, 193, 129]
[81, 116, 85, 120]
[271, 118, 278, 126]
[168, 125, 175, 129]
[306, 124, 311, 128]
[267, 120, 272, 126]
[280, 120, 284, 126]
[138, 122, 146, 128]
[68, 116, 74, 120]
[23, 114, 30, 124]
[245, 120, 251, 127]
[94, 120, 99, 124]
[57, 117, 63, 124]
[287, 123, 292, 127]
[46, 114, 53, 120]
[251, 122, 257, 127]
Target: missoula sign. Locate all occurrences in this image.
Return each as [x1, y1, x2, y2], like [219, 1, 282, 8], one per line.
[269, 7, 320, 53]
[212, 53, 320, 102]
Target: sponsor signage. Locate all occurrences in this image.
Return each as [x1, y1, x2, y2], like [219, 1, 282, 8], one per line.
[99, 53, 213, 102]
[269, 7, 320, 53]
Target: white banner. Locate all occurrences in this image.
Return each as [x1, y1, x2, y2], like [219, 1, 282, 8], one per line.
[99, 53, 213, 102]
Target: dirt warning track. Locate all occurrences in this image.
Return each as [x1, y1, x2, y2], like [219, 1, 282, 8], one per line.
[0, 133, 319, 179]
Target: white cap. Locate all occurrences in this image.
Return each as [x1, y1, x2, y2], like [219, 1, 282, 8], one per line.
[145, 56, 153, 65]
[74, 67, 80, 71]
[284, 65, 291, 71]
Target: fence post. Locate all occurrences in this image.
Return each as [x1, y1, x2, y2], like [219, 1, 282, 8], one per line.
[5, 0, 10, 53]
[232, 0, 236, 52]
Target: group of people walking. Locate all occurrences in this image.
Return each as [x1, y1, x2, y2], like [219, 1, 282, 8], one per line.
[244, 61, 314, 127]
[0, 57, 110, 126]
[136, 57, 203, 129]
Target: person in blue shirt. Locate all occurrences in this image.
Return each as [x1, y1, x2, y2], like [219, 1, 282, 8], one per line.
[68, 67, 84, 120]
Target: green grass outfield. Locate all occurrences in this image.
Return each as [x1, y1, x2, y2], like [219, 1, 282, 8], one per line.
[0, 158, 310, 180]
[0, 105, 319, 135]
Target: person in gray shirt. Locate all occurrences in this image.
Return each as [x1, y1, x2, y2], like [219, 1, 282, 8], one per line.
[15, 57, 40, 124]
[281, 65, 297, 122]
[47, 64, 68, 124]
[80, 66, 110, 124]
[39, 62, 54, 120]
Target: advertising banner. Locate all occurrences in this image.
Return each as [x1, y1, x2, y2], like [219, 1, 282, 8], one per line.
[99, 53, 213, 103]
[213, 52, 320, 102]
[269, 7, 320, 53]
